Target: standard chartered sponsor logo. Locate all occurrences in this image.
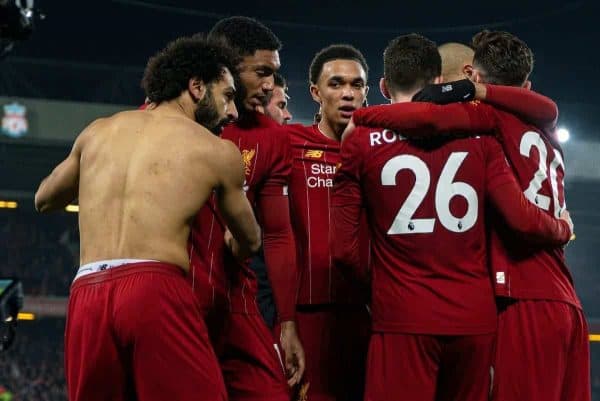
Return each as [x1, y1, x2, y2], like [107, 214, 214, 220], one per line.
[307, 163, 336, 188]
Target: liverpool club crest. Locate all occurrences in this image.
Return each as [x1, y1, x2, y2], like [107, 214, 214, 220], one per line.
[2, 103, 28, 138]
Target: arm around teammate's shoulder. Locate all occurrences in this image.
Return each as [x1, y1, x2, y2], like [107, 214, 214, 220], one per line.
[214, 139, 261, 259]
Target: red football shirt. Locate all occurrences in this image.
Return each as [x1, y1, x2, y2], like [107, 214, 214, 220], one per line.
[351, 86, 580, 308]
[220, 112, 297, 320]
[188, 194, 228, 315]
[332, 124, 570, 334]
[286, 124, 370, 305]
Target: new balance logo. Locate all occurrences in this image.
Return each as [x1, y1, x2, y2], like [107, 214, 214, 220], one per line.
[304, 149, 324, 158]
[441, 84, 453, 93]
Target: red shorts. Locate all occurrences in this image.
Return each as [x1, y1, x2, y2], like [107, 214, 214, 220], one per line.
[493, 299, 590, 401]
[65, 261, 226, 401]
[220, 312, 290, 401]
[296, 304, 370, 401]
[365, 332, 495, 401]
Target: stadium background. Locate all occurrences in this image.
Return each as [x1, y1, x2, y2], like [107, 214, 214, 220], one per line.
[0, 1, 598, 400]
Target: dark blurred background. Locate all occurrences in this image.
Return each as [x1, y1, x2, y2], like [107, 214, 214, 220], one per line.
[0, 1, 598, 400]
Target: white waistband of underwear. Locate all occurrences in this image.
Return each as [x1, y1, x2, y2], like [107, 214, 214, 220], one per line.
[74, 259, 158, 282]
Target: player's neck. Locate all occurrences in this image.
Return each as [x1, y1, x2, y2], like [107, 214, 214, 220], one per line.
[155, 98, 195, 121]
[317, 119, 342, 142]
[390, 93, 416, 104]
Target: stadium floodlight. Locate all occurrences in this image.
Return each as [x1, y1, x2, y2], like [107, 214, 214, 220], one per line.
[557, 127, 570, 143]
[65, 204, 79, 213]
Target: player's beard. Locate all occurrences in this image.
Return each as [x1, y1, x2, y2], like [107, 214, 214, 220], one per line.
[194, 89, 230, 136]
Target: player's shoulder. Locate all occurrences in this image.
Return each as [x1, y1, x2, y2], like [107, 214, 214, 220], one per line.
[74, 112, 124, 148]
[284, 123, 311, 141]
[346, 124, 394, 148]
[186, 132, 242, 175]
[255, 121, 292, 151]
[215, 137, 244, 165]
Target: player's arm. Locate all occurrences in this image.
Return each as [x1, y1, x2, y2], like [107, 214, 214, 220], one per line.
[476, 84, 558, 132]
[216, 141, 262, 260]
[258, 133, 304, 386]
[350, 101, 497, 139]
[258, 195, 305, 386]
[257, 194, 297, 322]
[34, 120, 95, 212]
[258, 132, 298, 324]
[412, 79, 558, 131]
[484, 137, 572, 245]
[331, 131, 366, 283]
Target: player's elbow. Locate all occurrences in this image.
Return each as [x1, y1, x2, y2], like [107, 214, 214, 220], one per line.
[248, 233, 262, 255]
[545, 99, 559, 125]
[245, 224, 262, 255]
[34, 187, 50, 213]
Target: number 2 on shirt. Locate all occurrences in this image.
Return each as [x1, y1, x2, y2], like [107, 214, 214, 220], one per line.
[520, 131, 565, 218]
[381, 152, 478, 235]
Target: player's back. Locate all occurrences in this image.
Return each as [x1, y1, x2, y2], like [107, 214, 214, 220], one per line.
[350, 127, 506, 335]
[490, 109, 580, 306]
[78, 110, 222, 271]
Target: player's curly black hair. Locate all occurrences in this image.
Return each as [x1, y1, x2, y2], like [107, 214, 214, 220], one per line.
[471, 30, 534, 86]
[141, 34, 240, 103]
[209, 16, 281, 57]
[309, 44, 369, 85]
[383, 33, 441, 94]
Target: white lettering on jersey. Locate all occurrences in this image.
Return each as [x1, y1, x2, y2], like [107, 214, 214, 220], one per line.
[307, 163, 337, 188]
[370, 129, 405, 147]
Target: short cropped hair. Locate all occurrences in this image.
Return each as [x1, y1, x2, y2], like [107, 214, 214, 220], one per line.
[273, 72, 287, 89]
[471, 30, 534, 86]
[141, 34, 239, 103]
[383, 33, 441, 93]
[309, 44, 369, 84]
[209, 16, 281, 57]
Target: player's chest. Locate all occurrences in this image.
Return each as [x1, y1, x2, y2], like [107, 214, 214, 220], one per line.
[291, 144, 340, 192]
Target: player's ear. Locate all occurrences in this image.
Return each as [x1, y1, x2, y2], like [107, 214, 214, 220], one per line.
[523, 80, 532, 90]
[379, 77, 391, 100]
[433, 75, 443, 84]
[463, 64, 474, 79]
[189, 77, 207, 103]
[309, 84, 321, 104]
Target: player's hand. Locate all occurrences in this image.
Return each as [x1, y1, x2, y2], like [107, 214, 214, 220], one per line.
[224, 229, 251, 262]
[341, 117, 356, 142]
[559, 209, 576, 243]
[411, 79, 476, 104]
[280, 320, 305, 387]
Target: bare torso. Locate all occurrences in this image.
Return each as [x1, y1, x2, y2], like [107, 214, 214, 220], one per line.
[77, 110, 222, 271]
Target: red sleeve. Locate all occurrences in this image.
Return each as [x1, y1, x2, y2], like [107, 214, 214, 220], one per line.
[484, 84, 558, 132]
[257, 194, 297, 322]
[483, 137, 570, 245]
[331, 130, 366, 284]
[351, 102, 497, 138]
[262, 128, 292, 196]
[257, 131, 297, 322]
